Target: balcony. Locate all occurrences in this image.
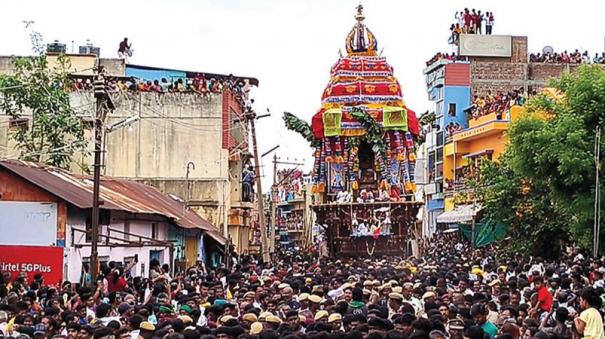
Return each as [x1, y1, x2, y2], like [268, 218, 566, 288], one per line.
[453, 113, 510, 143]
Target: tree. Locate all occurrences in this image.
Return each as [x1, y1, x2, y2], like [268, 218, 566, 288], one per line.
[0, 29, 87, 169]
[480, 65, 605, 256]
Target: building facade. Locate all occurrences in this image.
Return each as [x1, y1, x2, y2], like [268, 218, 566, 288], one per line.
[422, 60, 472, 234]
[0, 160, 225, 283]
[422, 34, 585, 236]
[0, 54, 258, 254]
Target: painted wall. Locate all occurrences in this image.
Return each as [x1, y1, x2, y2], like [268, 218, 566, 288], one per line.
[0, 168, 67, 246]
[443, 85, 471, 130]
[47, 54, 96, 75]
[65, 208, 172, 282]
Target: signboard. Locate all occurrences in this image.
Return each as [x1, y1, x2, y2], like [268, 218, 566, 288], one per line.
[459, 35, 512, 57]
[0, 245, 63, 285]
[0, 202, 57, 246]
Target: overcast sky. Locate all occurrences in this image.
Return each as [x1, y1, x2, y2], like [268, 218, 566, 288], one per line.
[2, 0, 605, 182]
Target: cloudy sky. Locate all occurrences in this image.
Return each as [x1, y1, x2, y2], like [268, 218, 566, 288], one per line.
[2, 0, 605, 181]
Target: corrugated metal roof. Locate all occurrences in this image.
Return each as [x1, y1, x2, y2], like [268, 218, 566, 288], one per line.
[0, 160, 226, 245]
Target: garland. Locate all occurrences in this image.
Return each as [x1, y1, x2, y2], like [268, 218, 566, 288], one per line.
[311, 142, 322, 193]
[366, 239, 377, 256]
[318, 141, 327, 192]
[349, 106, 391, 189]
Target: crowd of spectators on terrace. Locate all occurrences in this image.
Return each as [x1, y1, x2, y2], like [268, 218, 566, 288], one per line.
[468, 89, 529, 120]
[70, 75, 251, 101]
[449, 9, 494, 44]
[529, 50, 605, 64]
[425, 52, 468, 67]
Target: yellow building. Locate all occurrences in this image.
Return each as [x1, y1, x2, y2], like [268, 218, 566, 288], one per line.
[442, 106, 524, 208]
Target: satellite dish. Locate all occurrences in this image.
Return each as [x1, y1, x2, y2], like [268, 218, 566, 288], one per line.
[542, 46, 554, 55]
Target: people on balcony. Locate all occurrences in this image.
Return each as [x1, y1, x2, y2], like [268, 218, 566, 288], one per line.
[468, 89, 527, 120]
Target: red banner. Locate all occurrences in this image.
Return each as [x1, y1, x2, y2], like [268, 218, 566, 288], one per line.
[0, 245, 63, 285]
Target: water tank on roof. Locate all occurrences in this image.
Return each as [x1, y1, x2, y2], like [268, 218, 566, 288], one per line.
[79, 40, 100, 57]
[47, 40, 66, 53]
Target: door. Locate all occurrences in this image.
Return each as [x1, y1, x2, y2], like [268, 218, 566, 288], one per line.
[184, 236, 198, 266]
[149, 250, 163, 264]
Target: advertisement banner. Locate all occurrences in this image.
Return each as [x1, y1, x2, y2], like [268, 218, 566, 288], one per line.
[0, 245, 63, 285]
[459, 34, 512, 57]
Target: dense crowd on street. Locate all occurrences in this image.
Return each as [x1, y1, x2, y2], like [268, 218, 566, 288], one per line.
[468, 89, 529, 120]
[2, 230, 605, 339]
[529, 50, 605, 64]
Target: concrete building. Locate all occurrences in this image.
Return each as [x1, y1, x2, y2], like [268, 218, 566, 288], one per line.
[422, 60, 472, 233]
[422, 34, 585, 235]
[0, 159, 226, 283]
[0, 53, 259, 255]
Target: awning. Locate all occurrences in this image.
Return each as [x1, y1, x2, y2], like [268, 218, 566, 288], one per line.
[427, 199, 444, 212]
[463, 149, 494, 159]
[436, 204, 482, 223]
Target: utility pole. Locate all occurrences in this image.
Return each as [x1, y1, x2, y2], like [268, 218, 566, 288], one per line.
[91, 65, 113, 280]
[270, 154, 278, 254]
[246, 108, 270, 262]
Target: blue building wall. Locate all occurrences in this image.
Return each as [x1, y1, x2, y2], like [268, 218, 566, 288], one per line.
[443, 85, 471, 130]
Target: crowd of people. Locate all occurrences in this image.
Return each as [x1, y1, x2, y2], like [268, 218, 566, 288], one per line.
[277, 170, 304, 203]
[70, 75, 251, 101]
[425, 53, 468, 67]
[468, 90, 528, 120]
[1, 231, 605, 339]
[529, 50, 605, 64]
[449, 9, 494, 44]
[278, 212, 304, 232]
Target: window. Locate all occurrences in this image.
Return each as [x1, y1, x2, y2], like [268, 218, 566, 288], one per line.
[436, 132, 444, 147]
[80, 117, 94, 130]
[124, 220, 130, 241]
[448, 103, 457, 117]
[436, 148, 444, 163]
[436, 101, 444, 116]
[436, 163, 444, 179]
[85, 217, 92, 242]
[9, 117, 28, 129]
[151, 223, 158, 239]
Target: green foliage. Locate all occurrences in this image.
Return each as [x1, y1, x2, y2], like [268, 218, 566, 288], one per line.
[349, 107, 386, 157]
[0, 30, 87, 169]
[480, 65, 605, 256]
[282, 112, 314, 144]
[418, 110, 436, 128]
